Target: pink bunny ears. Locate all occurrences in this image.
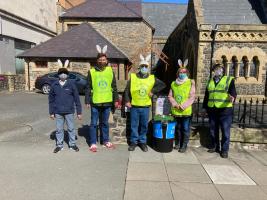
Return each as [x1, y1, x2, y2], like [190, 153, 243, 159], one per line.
[57, 59, 69, 68]
[139, 54, 151, 67]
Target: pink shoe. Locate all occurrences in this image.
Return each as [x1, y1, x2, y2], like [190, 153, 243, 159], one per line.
[103, 142, 115, 149]
[89, 144, 97, 152]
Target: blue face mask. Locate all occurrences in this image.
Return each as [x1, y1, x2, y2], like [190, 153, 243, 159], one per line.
[140, 67, 149, 74]
[178, 73, 187, 80]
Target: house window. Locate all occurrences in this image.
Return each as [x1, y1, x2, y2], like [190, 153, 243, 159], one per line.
[250, 56, 259, 78]
[240, 56, 249, 78]
[230, 56, 238, 78]
[221, 55, 228, 75]
[35, 61, 48, 68]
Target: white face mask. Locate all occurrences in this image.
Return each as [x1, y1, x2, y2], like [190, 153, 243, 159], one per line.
[59, 73, 68, 80]
[214, 68, 223, 76]
[140, 67, 149, 74]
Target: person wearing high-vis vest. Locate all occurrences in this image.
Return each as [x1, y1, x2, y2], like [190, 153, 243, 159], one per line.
[168, 59, 195, 153]
[85, 45, 119, 152]
[203, 63, 237, 158]
[124, 54, 166, 152]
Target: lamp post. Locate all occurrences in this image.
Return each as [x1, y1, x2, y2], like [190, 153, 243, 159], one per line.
[210, 24, 219, 77]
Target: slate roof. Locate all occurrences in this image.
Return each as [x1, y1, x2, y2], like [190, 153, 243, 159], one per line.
[60, 0, 142, 19]
[119, 0, 142, 16]
[142, 3, 187, 37]
[202, 0, 265, 25]
[17, 23, 129, 60]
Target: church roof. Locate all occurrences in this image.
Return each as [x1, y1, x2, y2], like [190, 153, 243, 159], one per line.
[142, 2, 187, 37]
[60, 0, 142, 19]
[202, 0, 266, 25]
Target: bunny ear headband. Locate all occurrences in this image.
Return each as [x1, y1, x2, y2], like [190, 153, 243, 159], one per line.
[96, 45, 108, 54]
[139, 54, 151, 67]
[177, 58, 188, 72]
[57, 59, 69, 68]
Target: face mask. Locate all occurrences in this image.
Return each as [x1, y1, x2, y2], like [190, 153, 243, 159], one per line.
[140, 67, 149, 74]
[214, 68, 223, 76]
[178, 73, 187, 80]
[59, 73, 68, 80]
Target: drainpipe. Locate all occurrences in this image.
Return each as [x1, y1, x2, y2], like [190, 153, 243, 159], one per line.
[210, 24, 219, 77]
[0, 15, 3, 39]
[26, 61, 30, 91]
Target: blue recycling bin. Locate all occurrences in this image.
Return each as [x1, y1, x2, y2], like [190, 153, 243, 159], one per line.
[153, 120, 176, 153]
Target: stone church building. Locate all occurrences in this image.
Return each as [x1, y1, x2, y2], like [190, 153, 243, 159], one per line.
[160, 0, 267, 99]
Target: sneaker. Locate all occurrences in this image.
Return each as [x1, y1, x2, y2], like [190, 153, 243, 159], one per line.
[173, 145, 180, 150]
[103, 142, 115, 149]
[178, 148, 187, 153]
[128, 143, 137, 151]
[70, 145, 79, 152]
[89, 144, 97, 152]
[220, 152, 228, 158]
[139, 143, 148, 152]
[207, 148, 220, 153]
[53, 146, 63, 153]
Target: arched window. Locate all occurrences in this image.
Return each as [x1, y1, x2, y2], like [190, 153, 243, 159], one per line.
[240, 56, 249, 78]
[250, 56, 260, 78]
[230, 56, 238, 78]
[221, 55, 228, 75]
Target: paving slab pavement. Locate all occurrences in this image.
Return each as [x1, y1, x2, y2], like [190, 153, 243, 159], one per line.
[203, 164, 256, 185]
[0, 142, 129, 200]
[170, 182, 223, 200]
[1, 92, 267, 200]
[215, 185, 267, 200]
[124, 146, 267, 200]
[238, 164, 267, 185]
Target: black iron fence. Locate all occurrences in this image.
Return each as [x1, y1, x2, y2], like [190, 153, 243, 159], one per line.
[192, 97, 267, 128]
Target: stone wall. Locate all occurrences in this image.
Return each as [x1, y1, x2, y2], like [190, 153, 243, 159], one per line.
[89, 21, 152, 69]
[0, 74, 25, 92]
[199, 42, 267, 98]
[62, 21, 153, 69]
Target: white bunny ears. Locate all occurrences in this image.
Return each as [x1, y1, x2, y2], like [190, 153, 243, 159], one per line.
[177, 59, 188, 68]
[96, 45, 107, 54]
[139, 54, 151, 67]
[57, 59, 69, 68]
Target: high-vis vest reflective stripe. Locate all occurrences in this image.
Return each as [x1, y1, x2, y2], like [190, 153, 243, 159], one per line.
[171, 79, 192, 116]
[207, 76, 234, 108]
[130, 74, 155, 106]
[90, 66, 113, 104]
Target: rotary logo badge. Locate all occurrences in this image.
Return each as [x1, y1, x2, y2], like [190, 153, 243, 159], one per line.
[175, 95, 183, 103]
[98, 80, 108, 89]
[139, 87, 147, 97]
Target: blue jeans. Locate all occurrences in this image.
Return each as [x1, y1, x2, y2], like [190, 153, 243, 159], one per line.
[55, 114, 76, 148]
[174, 116, 191, 149]
[130, 107, 150, 144]
[90, 106, 111, 145]
[208, 112, 232, 152]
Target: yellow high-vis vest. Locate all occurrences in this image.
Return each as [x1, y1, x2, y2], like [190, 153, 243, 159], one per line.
[171, 79, 192, 116]
[207, 76, 234, 108]
[90, 66, 113, 104]
[130, 74, 155, 106]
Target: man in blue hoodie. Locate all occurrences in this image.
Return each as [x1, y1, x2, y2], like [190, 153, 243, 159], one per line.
[49, 67, 82, 153]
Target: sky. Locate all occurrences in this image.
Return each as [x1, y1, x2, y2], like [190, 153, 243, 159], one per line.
[143, 0, 188, 3]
